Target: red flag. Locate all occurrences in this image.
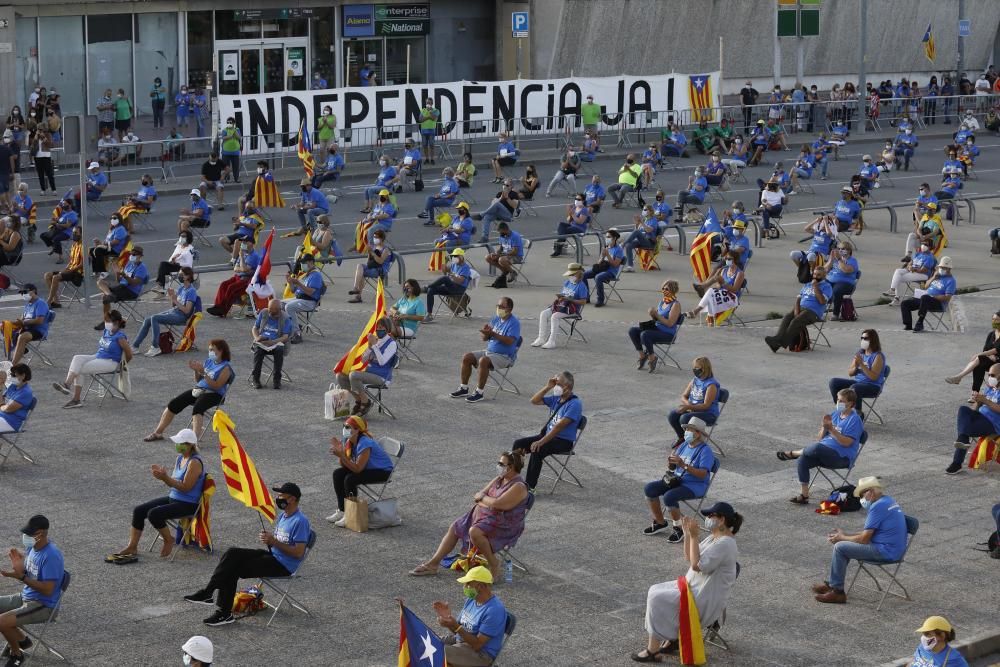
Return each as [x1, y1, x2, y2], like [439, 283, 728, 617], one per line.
[251, 228, 275, 286]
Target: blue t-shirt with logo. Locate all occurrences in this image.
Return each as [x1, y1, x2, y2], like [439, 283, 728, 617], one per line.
[438, 177, 459, 199]
[584, 183, 606, 206]
[22, 542, 65, 607]
[826, 256, 860, 285]
[543, 394, 583, 442]
[863, 494, 908, 561]
[910, 251, 936, 273]
[689, 376, 721, 417]
[926, 274, 956, 297]
[457, 595, 507, 659]
[807, 229, 835, 256]
[853, 351, 886, 388]
[834, 199, 861, 224]
[498, 231, 524, 261]
[559, 279, 588, 301]
[819, 409, 864, 464]
[22, 298, 50, 338]
[301, 187, 329, 213]
[2, 383, 33, 431]
[977, 386, 1000, 432]
[196, 358, 232, 396]
[655, 300, 679, 335]
[120, 260, 149, 296]
[688, 176, 708, 202]
[799, 281, 833, 317]
[95, 329, 127, 362]
[255, 312, 294, 341]
[448, 260, 472, 287]
[190, 198, 211, 222]
[606, 244, 626, 277]
[675, 441, 716, 497]
[270, 510, 311, 574]
[106, 225, 128, 254]
[486, 314, 520, 360]
[354, 435, 395, 472]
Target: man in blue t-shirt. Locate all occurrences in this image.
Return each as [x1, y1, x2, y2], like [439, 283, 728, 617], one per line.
[434, 566, 508, 664]
[251, 298, 294, 390]
[282, 255, 325, 343]
[312, 144, 345, 188]
[510, 371, 584, 490]
[814, 477, 907, 604]
[6, 284, 51, 365]
[418, 166, 459, 221]
[293, 178, 329, 236]
[451, 297, 520, 404]
[900, 256, 956, 332]
[0, 515, 66, 665]
[185, 482, 312, 626]
[766, 264, 832, 352]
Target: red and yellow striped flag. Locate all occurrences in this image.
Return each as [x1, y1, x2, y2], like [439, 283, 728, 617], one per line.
[181, 474, 216, 550]
[689, 231, 718, 282]
[969, 436, 1000, 470]
[428, 240, 448, 272]
[1, 321, 17, 359]
[117, 201, 146, 221]
[333, 279, 387, 374]
[354, 220, 375, 254]
[253, 173, 285, 208]
[175, 312, 202, 353]
[213, 409, 276, 523]
[677, 575, 706, 665]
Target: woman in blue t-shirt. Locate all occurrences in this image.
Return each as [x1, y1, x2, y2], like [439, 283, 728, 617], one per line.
[829, 329, 886, 416]
[54, 309, 132, 409]
[0, 363, 34, 433]
[666, 356, 721, 447]
[628, 280, 682, 373]
[531, 264, 589, 349]
[89, 213, 130, 274]
[824, 241, 861, 320]
[326, 415, 394, 526]
[144, 339, 233, 442]
[908, 616, 969, 667]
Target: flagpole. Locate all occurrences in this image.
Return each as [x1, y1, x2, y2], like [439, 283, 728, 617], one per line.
[857, 0, 867, 136]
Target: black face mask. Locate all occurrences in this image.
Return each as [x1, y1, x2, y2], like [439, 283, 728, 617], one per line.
[276, 498, 288, 510]
[301, 186, 308, 192]
[655, 196, 663, 202]
[626, 159, 634, 165]
[692, 368, 704, 378]
[379, 196, 388, 202]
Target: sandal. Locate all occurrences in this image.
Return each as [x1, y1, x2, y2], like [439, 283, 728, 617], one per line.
[143, 433, 164, 442]
[630, 649, 664, 663]
[776, 451, 798, 461]
[636, 355, 647, 371]
[647, 356, 659, 373]
[408, 563, 438, 577]
[789, 494, 810, 505]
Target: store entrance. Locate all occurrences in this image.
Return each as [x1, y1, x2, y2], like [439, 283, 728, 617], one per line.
[217, 38, 308, 95]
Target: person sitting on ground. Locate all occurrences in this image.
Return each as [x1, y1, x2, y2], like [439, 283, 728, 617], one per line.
[629, 280, 682, 373]
[765, 264, 832, 352]
[531, 263, 588, 349]
[3, 284, 49, 365]
[455, 152, 476, 189]
[219, 199, 262, 257]
[812, 476, 906, 604]
[824, 242, 860, 320]
[388, 279, 426, 338]
[184, 481, 311, 627]
[53, 309, 132, 409]
[945, 310, 1000, 398]
[609, 155, 642, 209]
[326, 415, 394, 525]
[946, 361, 1000, 474]
[687, 250, 745, 324]
[409, 451, 529, 579]
[282, 254, 324, 344]
[249, 298, 292, 390]
[178, 188, 211, 235]
[108, 428, 206, 562]
[489, 132, 519, 183]
[200, 152, 226, 210]
[348, 229, 392, 304]
[351, 189, 397, 252]
[143, 339, 233, 441]
[486, 222, 525, 289]
[362, 157, 398, 214]
[418, 167, 459, 221]
[424, 248, 472, 323]
[432, 566, 509, 667]
[43, 228, 83, 308]
[88, 213, 129, 276]
[0, 514, 66, 667]
[621, 205, 660, 273]
[633, 502, 741, 661]
[583, 229, 625, 308]
[551, 193, 591, 258]
[791, 215, 836, 273]
[545, 146, 582, 196]
[778, 387, 864, 505]
[334, 317, 397, 416]
[205, 238, 259, 318]
[829, 329, 886, 417]
[0, 363, 34, 435]
[311, 144, 344, 189]
[472, 180, 520, 244]
[900, 256, 956, 333]
[449, 297, 520, 404]
[434, 202, 475, 248]
[666, 356, 721, 447]
[40, 196, 79, 264]
[906, 617, 970, 667]
[93, 245, 148, 329]
[134, 267, 198, 356]
[642, 417, 717, 541]
[584, 174, 606, 213]
[511, 372, 584, 490]
[153, 230, 195, 293]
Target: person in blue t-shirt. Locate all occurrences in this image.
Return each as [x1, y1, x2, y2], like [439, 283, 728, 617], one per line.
[95, 245, 148, 330]
[909, 616, 970, 667]
[418, 167, 460, 221]
[250, 298, 294, 390]
[144, 339, 233, 441]
[178, 189, 212, 235]
[490, 132, 519, 183]
[335, 317, 398, 415]
[89, 212, 130, 274]
[283, 255, 325, 343]
[900, 257, 956, 332]
[363, 158, 398, 212]
[451, 297, 521, 404]
[859, 154, 880, 190]
[328, 415, 394, 524]
[485, 223, 525, 288]
[778, 387, 864, 505]
[766, 265, 832, 352]
[312, 144, 345, 189]
[55, 309, 133, 409]
[40, 196, 79, 263]
[425, 248, 472, 321]
[291, 178, 329, 237]
[583, 229, 625, 307]
[828, 328, 886, 412]
[584, 174, 606, 213]
[134, 266, 199, 356]
[436, 203, 476, 248]
[824, 242, 861, 320]
[552, 194, 592, 257]
[185, 481, 312, 626]
[0, 514, 65, 664]
[0, 363, 33, 434]
[629, 280, 682, 372]
[813, 477, 907, 604]
[675, 167, 708, 221]
[642, 417, 717, 542]
[791, 214, 837, 270]
[893, 127, 919, 170]
[433, 565, 508, 665]
[531, 264, 588, 349]
[666, 356, 721, 446]
[511, 372, 583, 490]
[393, 139, 422, 182]
[6, 284, 51, 365]
[948, 361, 1000, 474]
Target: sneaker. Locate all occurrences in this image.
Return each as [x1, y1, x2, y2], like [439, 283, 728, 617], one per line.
[184, 590, 215, 605]
[913, 324, 925, 333]
[890, 298, 900, 306]
[945, 462, 962, 475]
[334, 516, 348, 528]
[203, 610, 236, 626]
[541, 340, 557, 349]
[251, 378, 263, 389]
[5, 652, 25, 667]
[642, 522, 670, 536]
[1, 639, 31, 659]
[530, 338, 545, 347]
[465, 391, 485, 403]
[326, 510, 345, 523]
[622, 266, 635, 273]
[450, 387, 469, 399]
[144, 347, 161, 357]
[899, 255, 912, 264]
[666, 527, 684, 543]
[416, 211, 430, 219]
[423, 314, 435, 323]
[62, 399, 83, 409]
[52, 382, 70, 395]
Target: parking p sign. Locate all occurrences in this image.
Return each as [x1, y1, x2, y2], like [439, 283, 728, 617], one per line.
[512, 11, 529, 38]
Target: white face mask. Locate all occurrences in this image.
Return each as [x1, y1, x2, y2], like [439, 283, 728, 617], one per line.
[207, 350, 218, 362]
[551, 385, 564, 397]
[257, 167, 264, 175]
[725, 259, 734, 267]
[988, 376, 999, 388]
[104, 323, 114, 333]
[704, 517, 719, 530]
[342, 427, 353, 441]
[860, 339, 870, 350]
[178, 237, 187, 245]
[21, 533, 36, 550]
[733, 229, 743, 237]
[21, 293, 30, 302]
[860, 497, 872, 510]
[920, 244, 929, 252]
[496, 464, 507, 477]
[111, 218, 120, 227]
[183, 654, 192, 666]
[836, 401, 847, 412]
[4, 377, 15, 388]
[920, 636, 938, 651]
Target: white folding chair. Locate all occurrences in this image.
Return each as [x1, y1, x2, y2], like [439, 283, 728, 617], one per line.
[22, 570, 70, 662]
[359, 437, 404, 502]
[809, 431, 869, 493]
[861, 366, 890, 426]
[487, 338, 522, 399]
[0, 397, 38, 470]
[257, 529, 317, 627]
[703, 389, 729, 457]
[847, 515, 919, 611]
[539, 416, 587, 494]
[85, 360, 129, 405]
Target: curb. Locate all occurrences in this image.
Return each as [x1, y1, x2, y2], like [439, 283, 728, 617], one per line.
[879, 628, 1000, 667]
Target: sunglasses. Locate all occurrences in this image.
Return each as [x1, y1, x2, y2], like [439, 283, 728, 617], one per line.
[860, 336, 870, 341]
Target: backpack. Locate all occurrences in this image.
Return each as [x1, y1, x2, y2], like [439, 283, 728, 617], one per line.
[796, 258, 812, 284]
[789, 327, 810, 352]
[839, 296, 857, 322]
[414, 177, 424, 192]
[232, 586, 265, 616]
[158, 330, 175, 355]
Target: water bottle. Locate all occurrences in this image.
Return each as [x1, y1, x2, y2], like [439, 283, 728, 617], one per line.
[504, 556, 513, 584]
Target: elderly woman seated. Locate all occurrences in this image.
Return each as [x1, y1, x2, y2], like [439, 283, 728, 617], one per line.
[642, 417, 717, 542]
[631, 501, 742, 662]
[531, 263, 588, 349]
[409, 450, 530, 579]
[325, 415, 395, 526]
[628, 280, 682, 373]
[666, 356, 721, 448]
[388, 279, 426, 338]
[829, 329, 886, 419]
[52, 309, 133, 409]
[348, 228, 392, 304]
[946, 310, 1000, 402]
[106, 429, 206, 562]
[824, 241, 860, 321]
[686, 250, 745, 325]
[335, 316, 397, 417]
[777, 387, 864, 505]
[143, 339, 233, 441]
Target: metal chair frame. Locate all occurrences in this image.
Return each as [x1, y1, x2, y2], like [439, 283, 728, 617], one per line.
[809, 431, 869, 493]
[257, 530, 317, 627]
[358, 437, 404, 502]
[847, 515, 919, 611]
[0, 397, 38, 470]
[539, 416, 588, 494]
[22, 570, 71, 662]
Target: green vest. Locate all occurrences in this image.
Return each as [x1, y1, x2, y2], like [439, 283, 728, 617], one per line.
[420, 106, 438, 131]
[318, 114, 337, 141]
[619, 162, 640, 186]
[581, 102, 601, 126]
[221, 127, 241, 153]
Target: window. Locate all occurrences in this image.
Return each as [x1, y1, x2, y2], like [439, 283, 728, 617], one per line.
[134, 13, 180, 117]
[87, 15, 133, 117]
[187, 11, 213, 89]
[14, 16, 37, 112]
[38, 16, 86, 115]
[385, 37, 426, 86]
[310, 8, 335, 88]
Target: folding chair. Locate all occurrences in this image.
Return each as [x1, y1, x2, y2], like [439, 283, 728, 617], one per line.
[557, 313, 588, 345]
[145, 516, 197, 562]
[679, 459, 721, 517]
[296, 309, 324, 337]
[651, 315, 685, 371]
[359, 437, 403, 502]
[507, 239, 533, 286]
[703, 562, 740, 651]
[0, 397, 38, 470]
[492, 612, 518, 667]
[809, 431, 869, 493]
[604, 274, 625, 303]
[196, 394, 229, 441]
[4, 253, 27, 289]
[809, 306, 832, 350]
[58, 281, 85, 307]
[115, 281, 154, 324]
[517, 198, 538, 218]
[540, 415, 587, 494]
[85, 360, 129, 405]
[487, 337, 522, 399]
[703, 389, 729, 457]
[22, 570, 70, 662]
[257, 529, 317, 627]
[923, 302, 954, 332]
[847, 514, 919, 611]
[861, 366, 890, 426]
[23, 311, 56, 367]
[190, 214, 213, 248]
[437, 291, 472, 322]
[253, 348, 292, 387]
[395, 330, 422, 366]
[496, 492, 535, 576]
[796, 177, 817, 195]
[363, 382, 396, 419]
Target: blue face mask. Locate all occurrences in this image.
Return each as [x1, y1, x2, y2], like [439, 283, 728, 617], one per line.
[207, 351, 218, 363]
[376, 329, 387, 339]
[683, 431, 696, 444]
[836, 401, 847, 412]
[21, 533, 36, 550]
[860, 497, 872, 510]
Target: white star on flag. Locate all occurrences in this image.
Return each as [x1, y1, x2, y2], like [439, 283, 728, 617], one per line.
[693, 77, 705, 91]
[419, 631, 438, 664]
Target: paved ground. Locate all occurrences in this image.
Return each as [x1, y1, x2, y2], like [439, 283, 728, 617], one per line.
[2, 122, 1000, 666]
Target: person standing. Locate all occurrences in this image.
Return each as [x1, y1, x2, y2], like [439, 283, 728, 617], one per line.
[739, 81, 760, 131]
[419, 98, 441, 165]
[581, 95, 602, 145]
[315, 106, 337, 161]
[150, 77, 166, 129]
[219, 117, 242, 183]
[114, 88, 133, 141]
[96, 89, 115, 136]
[175, 86, 190, 128]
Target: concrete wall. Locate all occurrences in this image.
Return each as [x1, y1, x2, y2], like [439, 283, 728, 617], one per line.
[541, 0, 1000, 86]
[429, 0, 495, 82]
[0, 7, 16, 113]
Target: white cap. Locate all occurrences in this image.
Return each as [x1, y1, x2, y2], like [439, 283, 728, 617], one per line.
[182, 636, 213, 663]
[938, 255, 953, 269]
[169, 428, 199, 445]
[190, 188, 201, 196]
[88, 161, 100, 170]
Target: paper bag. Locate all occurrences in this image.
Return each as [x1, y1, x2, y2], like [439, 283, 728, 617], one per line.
[324, 384, 353, 420]
[345, 496, 369, 533]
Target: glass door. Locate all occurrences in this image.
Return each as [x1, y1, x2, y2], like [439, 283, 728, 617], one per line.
[217, 39, 308, 95]
[263, 46, 284, 93]
[240, 48, 261, 94]
[344, 39, 383, 86]
[218, 50, 240, 95]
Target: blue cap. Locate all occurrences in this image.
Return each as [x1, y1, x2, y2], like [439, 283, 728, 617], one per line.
[699, 502, 736, 518]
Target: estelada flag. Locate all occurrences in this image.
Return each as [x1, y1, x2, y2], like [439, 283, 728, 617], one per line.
[398, 603, 448, 667]
[690, 207, 723, 283]
[677, 575, 706, 665]
[247, 228, 275, 300]
[922, 24, 936, 63]
[213, 409, 276, 523]
[688, 74, 714, 122]
[333, 278, 387, 374]
[428, 240, 448, 272]
[354, 220, 375, 254]
[180, 474, 216, 550]
[252, 171, 285, 208]
[297, 118, 315, 178]
[175, 312, 202, 353]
